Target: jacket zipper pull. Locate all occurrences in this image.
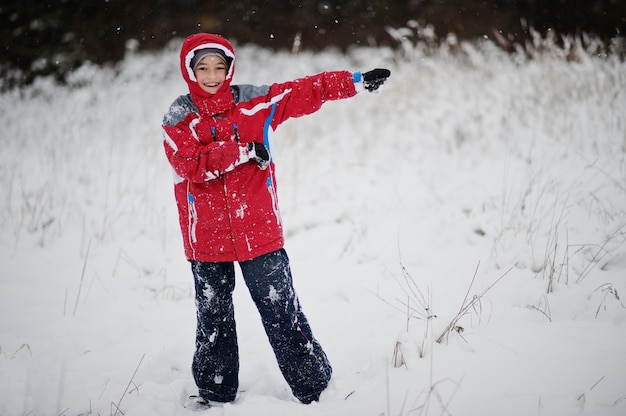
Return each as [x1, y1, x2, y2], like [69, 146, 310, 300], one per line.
[211, 126, 217, 142]
[232, 123, 240, 142]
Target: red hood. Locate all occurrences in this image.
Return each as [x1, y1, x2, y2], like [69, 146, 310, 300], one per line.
[180, 33, 236, 115]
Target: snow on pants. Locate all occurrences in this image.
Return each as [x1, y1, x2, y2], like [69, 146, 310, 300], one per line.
[190, 248, 332, 403]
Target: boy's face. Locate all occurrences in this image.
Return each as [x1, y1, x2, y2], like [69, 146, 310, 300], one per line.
[194, 55, 227, 95]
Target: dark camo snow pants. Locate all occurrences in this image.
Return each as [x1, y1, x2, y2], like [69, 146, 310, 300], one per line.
[190, 248, 332, 404]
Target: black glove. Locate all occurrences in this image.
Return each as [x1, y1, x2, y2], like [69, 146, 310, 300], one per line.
[362, 68, 391, 92]
[247, 142, 270, 170]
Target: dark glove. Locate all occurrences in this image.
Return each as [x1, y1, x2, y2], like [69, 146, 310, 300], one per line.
[247, 142, 270, 170]
[362, 68, 391, 92]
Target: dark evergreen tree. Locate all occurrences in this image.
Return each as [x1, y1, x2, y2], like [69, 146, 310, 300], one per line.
[1, 0, 624, 89]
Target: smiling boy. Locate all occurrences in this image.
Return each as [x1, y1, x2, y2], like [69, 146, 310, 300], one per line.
[162, 33, 390, 409]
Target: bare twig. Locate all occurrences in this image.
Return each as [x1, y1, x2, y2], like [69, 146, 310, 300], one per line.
[594, 283, 626, 318]
[10, 343, 32, 359]
[112, 354, 145, 416]
[575, 224, 625, 283]
[529, 296, 552, 322]
[73, 239, 91, 317]
[436, 264, 512, 344]
[578, 375, 606, 402]
[389, 264, 437, 321]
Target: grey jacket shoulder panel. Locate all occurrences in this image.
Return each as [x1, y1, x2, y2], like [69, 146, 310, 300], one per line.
[163, 94, 197, 126]
[232, 84, 271, 104]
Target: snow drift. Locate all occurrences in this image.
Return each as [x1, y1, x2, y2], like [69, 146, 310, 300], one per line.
[1, 35, 625, 416]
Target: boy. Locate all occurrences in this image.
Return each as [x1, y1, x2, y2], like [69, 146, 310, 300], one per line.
[162, 32, 390, 408]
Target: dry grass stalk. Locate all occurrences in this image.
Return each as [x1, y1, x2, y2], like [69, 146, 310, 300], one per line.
[436, 263, 511, 344]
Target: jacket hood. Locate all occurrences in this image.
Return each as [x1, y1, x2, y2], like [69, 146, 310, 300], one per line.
[180, 33, 236, 115]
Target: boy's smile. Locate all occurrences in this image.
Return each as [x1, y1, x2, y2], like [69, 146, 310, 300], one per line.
[194, 55, 227, 94]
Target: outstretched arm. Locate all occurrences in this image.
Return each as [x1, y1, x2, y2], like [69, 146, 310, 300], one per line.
[250, 68, 391, 130]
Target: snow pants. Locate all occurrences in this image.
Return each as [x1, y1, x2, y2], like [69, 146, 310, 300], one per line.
[190, 248, 332, 404]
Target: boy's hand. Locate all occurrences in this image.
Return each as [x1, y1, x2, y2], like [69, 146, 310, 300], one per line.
[362, 68, 391, 92]
[247, 142, 270, 170]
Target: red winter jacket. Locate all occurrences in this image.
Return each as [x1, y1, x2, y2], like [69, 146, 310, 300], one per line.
[162, 33, 358, 262]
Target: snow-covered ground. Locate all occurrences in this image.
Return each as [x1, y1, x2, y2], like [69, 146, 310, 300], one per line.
[1, 35, 625, 416]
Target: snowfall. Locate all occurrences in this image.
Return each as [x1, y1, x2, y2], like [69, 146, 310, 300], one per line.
[1, 31, 625, 416]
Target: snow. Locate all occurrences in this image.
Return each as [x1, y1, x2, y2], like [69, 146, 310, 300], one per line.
[1, 38, 625, 416]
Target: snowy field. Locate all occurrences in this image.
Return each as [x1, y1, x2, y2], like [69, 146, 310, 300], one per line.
[1, 34, 625, 416]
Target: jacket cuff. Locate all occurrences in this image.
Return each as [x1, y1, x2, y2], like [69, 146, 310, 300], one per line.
[352, 71, 365, 93]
